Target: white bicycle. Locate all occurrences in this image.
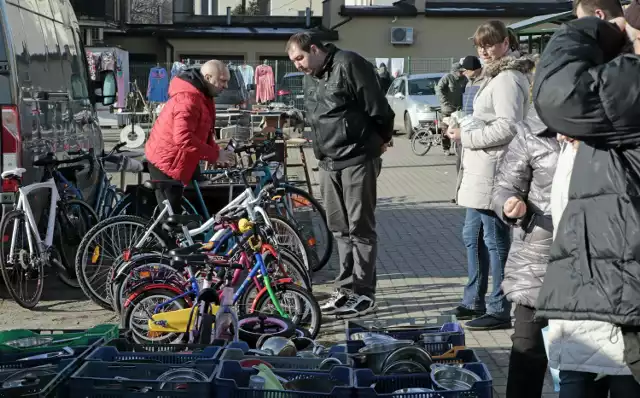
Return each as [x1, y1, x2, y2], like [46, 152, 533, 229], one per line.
[0, 154, 98, 309]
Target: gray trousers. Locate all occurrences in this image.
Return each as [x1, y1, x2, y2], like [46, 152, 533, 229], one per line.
[319, 157, 381, 298]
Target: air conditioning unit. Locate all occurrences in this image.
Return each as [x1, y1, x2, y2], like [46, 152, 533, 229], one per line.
[390, 27, 414, 45]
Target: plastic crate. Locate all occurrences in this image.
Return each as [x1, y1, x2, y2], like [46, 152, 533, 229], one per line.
[354, 363, 493, 398]
[68, 362, 217, 397]
[0, 360, 73, 397]
[0, 337, 104, 371]
[333, 340, 455, 358]
[432, 348, 480, 365]
[0, 325, 119, 353]
[10, 339, 108, 398]
[104, 338, 228, 353]
[86, 345, 221, 364]
[215, 360, 353, 398]
[346, 317, 465, 347]
[219, 348, 352, 370]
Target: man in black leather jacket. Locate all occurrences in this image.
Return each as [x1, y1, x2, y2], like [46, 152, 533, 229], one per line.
[287, 32, 394, 317]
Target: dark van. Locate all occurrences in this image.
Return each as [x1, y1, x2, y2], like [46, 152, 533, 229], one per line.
[0, 0, 115, 211]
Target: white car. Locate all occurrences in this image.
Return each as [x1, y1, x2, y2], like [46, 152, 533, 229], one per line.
[386, 73, 445, 137]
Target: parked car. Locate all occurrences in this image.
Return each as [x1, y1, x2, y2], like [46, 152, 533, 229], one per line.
[0, 0, 115, 214]
[276, 72, 304, 110]
[215, 66, 252, 128]
[386, 73, 445, 137]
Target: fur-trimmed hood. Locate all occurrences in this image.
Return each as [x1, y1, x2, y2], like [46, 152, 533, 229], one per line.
[482, 53, 537, 79]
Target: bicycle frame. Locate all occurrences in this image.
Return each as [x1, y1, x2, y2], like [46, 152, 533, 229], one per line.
[11, 179, 59, 258]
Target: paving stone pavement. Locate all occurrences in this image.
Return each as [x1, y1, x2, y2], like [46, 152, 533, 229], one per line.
[293, 136, 559, 398]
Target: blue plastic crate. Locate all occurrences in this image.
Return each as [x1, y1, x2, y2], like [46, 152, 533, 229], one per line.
[432, 348, 480, 365]
[219, 348, 352, 370]
[346, 317, 465, 347]
[215, 360, 353, 398]
[68, 362, 217, 397]
[354, 363, 493, 398]
[105, 338, 227, 353]
[332, 340, 455, 359]
[86, 345, 221, 364]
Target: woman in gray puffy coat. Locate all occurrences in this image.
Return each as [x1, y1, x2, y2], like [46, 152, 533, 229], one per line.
[492, 107, 559, 398]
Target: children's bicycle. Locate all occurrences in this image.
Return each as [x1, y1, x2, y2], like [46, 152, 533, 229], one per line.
[122, 233, 320, 345]
[109, 215, 311, 315]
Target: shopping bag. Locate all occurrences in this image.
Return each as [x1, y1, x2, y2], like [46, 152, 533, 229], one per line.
[541, 325, 561, 392]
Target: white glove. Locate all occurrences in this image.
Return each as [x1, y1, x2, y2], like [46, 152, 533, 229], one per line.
[217, 149, 236, 164]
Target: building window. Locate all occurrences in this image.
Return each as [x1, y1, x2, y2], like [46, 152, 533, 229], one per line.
[297, 10, 313, 16]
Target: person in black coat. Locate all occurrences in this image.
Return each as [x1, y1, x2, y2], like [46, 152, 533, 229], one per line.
[532, 3, 640, 386]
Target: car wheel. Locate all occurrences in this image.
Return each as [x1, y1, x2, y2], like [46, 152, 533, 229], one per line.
[404, 113, 414, 137]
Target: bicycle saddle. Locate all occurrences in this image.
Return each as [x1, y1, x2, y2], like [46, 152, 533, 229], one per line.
[170, 253, 209, 269]
[143, 180, 184, 191]
[170, 243, 206, 257]
[167, 214, 202, 226]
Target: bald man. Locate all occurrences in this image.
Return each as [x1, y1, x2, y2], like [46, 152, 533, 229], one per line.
[145, 60, 234, 212]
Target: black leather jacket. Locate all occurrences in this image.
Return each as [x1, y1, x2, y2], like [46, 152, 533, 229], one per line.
[303, 44, 395, 170]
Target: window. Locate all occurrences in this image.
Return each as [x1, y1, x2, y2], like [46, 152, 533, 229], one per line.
[54, 22, 87, 99]
[0, 10, 12, 104]
[407, 77, 440, 96]
[297, 10, 313, 16]
[397, 80, 406, 96]
[39, 17, 64, 92]
[69, 28, 89, 99]
[388, 78, 402, 95]
[4, 5, 30, 93]
[228, 69, 240, 90]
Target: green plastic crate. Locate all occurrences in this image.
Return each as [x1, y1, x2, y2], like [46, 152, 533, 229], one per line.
[0, 324, 118, 353]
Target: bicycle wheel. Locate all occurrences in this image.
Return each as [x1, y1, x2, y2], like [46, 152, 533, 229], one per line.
[237, 313, 297, 348]
[265, 215, 311, 273]
[411, 129, 434, 156]
[269, 185, 332, 272]
[121, 288, 189, 344]
[252, 282, 321, 340]
[236, 248, 311, 314]
[56, 199, 99, 288]
[0, 210, 44, 309]
[75, 215, 170, 310]
[111, 255, 187, 314]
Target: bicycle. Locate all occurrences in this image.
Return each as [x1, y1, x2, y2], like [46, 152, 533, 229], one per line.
[0, 154, 99, 308]
[112, 133, 332, 272]
[58, 142, 144, 220]
[411, 106, 461, 156]
[109, 215, 311, 315]
[75, 153, 311, 310]
[122, 236, 320, 345]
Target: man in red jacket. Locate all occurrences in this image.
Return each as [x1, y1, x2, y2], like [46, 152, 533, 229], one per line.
[145, 60, 235, 212]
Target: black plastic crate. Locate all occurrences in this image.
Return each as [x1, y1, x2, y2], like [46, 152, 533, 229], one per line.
[68, 362, 217, 397]
[104, 338, 227, 353]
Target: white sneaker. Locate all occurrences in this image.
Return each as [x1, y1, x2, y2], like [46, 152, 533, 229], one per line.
[334, 294, 377, 319]
[320, 290, 349, 315]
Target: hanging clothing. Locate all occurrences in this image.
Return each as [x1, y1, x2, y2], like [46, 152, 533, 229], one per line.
[101, 51, 116, 71]
[171, 62, 187, 79]
[86, 51, 98, 81]
[147, 67, 169, 102]
[255, 64, 275, 103]
[238, 64, 254, 87]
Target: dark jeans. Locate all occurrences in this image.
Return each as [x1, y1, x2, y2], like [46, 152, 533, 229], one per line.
[461, 208, 511, 318]
[319, 157, 381, 299]
[559, 371, 640, 398]
[148, 163, 184, 213]
[506, 305, 548, 398]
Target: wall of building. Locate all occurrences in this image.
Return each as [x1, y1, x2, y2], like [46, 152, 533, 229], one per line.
[332, 16, 523, 59]
[168, 38, 290, 61]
